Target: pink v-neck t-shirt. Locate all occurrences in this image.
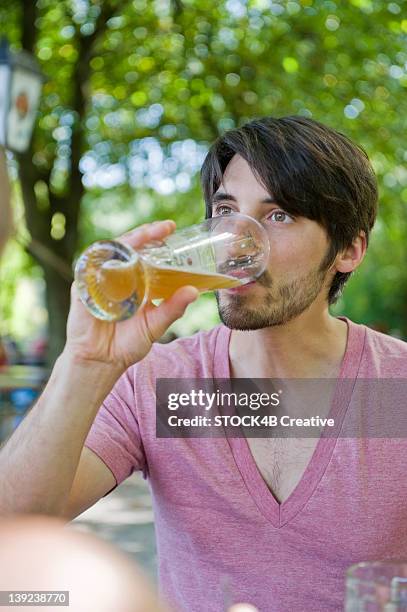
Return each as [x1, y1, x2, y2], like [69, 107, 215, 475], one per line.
[85, 317, 407, 611]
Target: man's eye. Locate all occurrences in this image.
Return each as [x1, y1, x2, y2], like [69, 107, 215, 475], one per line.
[214, 205, 233, 215]
[268, 210, 294, 224]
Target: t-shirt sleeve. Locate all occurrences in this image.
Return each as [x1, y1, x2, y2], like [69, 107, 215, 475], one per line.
[84, 367, 146, 487]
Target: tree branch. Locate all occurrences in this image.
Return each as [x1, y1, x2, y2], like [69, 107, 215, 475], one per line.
[89, 1, 128, 51]
[171, 0, 184, 19]
[18, 0, 42, 201]
[20, 0, 38, 54]
[67, 0, 129, 253]
[22, 237, 73, 282]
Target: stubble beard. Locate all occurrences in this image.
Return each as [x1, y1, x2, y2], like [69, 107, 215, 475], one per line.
[215, 263, 330, 331]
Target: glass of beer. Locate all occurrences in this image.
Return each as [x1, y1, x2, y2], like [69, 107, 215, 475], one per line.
[74, 213, 270, 322]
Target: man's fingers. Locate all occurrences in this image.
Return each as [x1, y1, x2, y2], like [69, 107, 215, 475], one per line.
[142, 286, 199, 343]
[68, 281, 93, 320]
[119, 220, 176, 250]
[70, 282, 80, 303]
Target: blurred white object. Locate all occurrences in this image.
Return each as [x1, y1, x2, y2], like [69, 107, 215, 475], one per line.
[0, 515, 165, 612]
[0, 37, 43, 152]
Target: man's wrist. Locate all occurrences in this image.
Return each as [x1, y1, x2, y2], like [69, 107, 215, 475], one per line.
[54, 349, 125, 398]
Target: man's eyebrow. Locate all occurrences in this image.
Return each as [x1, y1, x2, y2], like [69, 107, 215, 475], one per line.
[210, 192, 276, 205]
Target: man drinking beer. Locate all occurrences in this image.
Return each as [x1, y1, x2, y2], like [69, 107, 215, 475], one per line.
[1, 117, 406, 612]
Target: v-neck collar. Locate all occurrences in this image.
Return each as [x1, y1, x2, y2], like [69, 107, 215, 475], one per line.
[214, 317, 366, 529]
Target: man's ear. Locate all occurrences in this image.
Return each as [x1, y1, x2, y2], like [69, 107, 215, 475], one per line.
[334, 231, 367, 274]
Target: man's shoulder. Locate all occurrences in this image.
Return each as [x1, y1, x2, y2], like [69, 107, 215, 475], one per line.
[364, 324, 407, 355]
[360, 322, 407, 377]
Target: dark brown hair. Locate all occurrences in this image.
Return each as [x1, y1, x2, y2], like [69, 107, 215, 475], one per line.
[201, 116, 378, 304]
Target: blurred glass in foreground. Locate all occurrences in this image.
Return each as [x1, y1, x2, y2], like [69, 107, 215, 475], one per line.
[346, 561, 407, 611]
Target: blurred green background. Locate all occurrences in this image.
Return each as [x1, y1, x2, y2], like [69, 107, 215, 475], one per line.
[0, 0, 406, 366]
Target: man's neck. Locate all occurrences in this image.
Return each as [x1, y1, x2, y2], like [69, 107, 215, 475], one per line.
[229, 309, 349, 379]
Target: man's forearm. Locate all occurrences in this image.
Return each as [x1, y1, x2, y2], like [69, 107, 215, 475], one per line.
[0, 351, 122, 516]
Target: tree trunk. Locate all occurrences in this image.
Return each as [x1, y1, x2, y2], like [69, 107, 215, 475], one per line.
[42, 264, 71, 367]
[16, 0, 125, 366]
[17, 152, 72, 367]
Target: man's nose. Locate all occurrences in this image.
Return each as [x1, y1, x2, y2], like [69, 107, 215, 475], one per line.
[228, 208, 265, 225]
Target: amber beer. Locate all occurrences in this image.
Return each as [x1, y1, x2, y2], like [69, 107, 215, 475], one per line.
[85, 257, 244, 318]
[142, 261, 244, 298]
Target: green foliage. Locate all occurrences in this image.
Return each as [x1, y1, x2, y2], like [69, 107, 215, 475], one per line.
[1, 0, 406, 341]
